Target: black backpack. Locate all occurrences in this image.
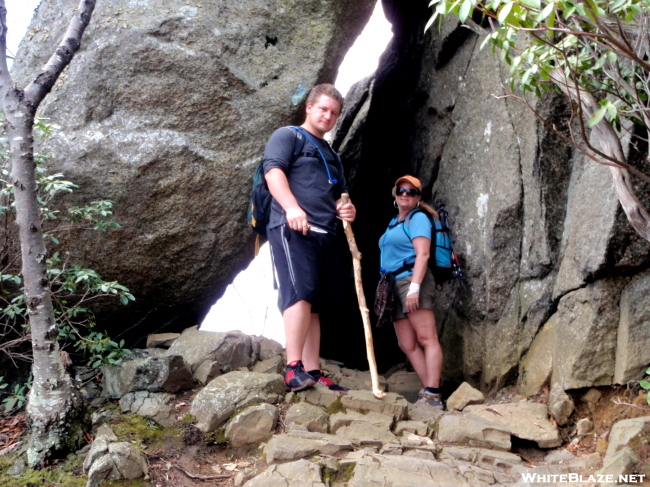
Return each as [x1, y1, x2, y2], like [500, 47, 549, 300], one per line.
[397, 204, 464, 286]
[247, 127, 306, 238]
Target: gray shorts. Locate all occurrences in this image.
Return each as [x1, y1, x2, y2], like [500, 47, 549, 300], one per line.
[393, 269, 436, 320]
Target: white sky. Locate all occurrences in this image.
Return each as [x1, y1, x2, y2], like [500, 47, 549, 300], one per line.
[5, 0, 41, 63]
[4, 0, 393, 346]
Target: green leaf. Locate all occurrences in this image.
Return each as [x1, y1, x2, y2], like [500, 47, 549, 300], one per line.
[609, 0, 628, 11]
[547, 7, 555, 28]
[498, 2, 514, 23]
[588, 105, 607, 127]
[606, 102, 617, 119]
[640, 380, 650, 390]
[459, 0, 472, 22]
[424, 13, 439, 32]
[521, 0, 540, 9]
[535, 2, 555, 21]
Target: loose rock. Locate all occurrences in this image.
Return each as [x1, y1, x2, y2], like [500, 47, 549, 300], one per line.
[225, 403, 278, 447]
[464, 402, 561, 448]
[446, 382, 485, 411]
[191, 371, 285, 432]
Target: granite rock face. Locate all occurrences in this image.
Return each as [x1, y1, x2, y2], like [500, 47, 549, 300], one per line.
[11, 0, 376, 335]
[331, 0, 650, 391]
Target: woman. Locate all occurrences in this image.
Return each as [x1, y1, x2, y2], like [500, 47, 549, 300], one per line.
[378, 175, 444, 409]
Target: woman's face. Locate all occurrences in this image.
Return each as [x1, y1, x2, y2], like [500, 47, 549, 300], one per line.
[395, 182, 421, 213]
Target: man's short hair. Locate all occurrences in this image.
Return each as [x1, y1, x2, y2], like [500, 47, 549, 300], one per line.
[306, 84, 344, 110]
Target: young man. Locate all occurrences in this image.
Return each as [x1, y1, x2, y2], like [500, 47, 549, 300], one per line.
[263, 84, 356, 392]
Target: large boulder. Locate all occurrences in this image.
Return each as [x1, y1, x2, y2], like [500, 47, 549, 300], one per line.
[11, 0, 377, 335]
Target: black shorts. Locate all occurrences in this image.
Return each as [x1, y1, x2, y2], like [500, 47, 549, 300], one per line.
[267, 224, 341, 313]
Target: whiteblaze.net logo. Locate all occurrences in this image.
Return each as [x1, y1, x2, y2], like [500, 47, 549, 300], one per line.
[520, 473, 647, 484]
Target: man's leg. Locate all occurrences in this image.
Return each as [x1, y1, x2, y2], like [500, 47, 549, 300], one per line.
[301, 312, 321, 372]
[267, 225, 318, 392]
[283, 300, 316, 391]
[303, 312, 349, 392]
[283, 300, 313, 365]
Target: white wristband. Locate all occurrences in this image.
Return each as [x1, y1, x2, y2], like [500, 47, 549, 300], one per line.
[407, 282, 420, 296]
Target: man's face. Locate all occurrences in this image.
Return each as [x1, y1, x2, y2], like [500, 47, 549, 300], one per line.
[304, 94, 341, 138]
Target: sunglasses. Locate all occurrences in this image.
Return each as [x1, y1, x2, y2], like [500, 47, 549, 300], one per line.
[395, 187, 420, 197]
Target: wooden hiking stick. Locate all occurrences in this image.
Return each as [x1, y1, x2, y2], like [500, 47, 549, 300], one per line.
[340, 193, 385, 399]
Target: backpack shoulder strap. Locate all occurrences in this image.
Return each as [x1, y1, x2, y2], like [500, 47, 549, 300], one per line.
[286, 126, 307, 162]
[402, 208, 430, 240]
[287, 126, 338, 184]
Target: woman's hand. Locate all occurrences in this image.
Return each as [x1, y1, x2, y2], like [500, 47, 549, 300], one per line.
[405, 291, 419, 313]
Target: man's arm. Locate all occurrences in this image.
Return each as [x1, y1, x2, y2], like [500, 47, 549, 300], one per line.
[265, 168, 310, 235]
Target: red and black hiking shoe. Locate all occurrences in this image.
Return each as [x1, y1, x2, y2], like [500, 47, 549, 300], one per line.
[309, 370, 349, 393]
[285, 360, 316, 392]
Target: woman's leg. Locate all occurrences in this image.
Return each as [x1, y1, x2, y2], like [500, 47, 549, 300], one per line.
[407, 309, 443, 388]
[393, 317, 429, 386]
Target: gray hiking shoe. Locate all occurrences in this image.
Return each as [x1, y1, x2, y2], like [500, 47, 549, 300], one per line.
[417, 389, 444, 410]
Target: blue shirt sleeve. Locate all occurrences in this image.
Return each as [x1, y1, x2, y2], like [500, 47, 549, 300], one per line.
[408, 212, 432, 240]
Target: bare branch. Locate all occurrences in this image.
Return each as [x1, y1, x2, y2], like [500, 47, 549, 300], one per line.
[0, 1, 14, 100]
[23, 0, 96, 109]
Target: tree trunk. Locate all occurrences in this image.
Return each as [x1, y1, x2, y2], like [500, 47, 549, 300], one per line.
[549, 69, 650, 243]
[6, 105, 84, 468]
[0, 0, 96, 467]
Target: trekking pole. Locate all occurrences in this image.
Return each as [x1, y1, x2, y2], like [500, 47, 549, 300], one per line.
[340, 193, 385, 399]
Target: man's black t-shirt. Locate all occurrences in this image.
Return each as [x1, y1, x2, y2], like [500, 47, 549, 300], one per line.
[261, 127, 346, 234]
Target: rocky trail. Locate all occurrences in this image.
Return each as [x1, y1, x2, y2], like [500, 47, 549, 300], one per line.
[1, 328, 649, 487]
